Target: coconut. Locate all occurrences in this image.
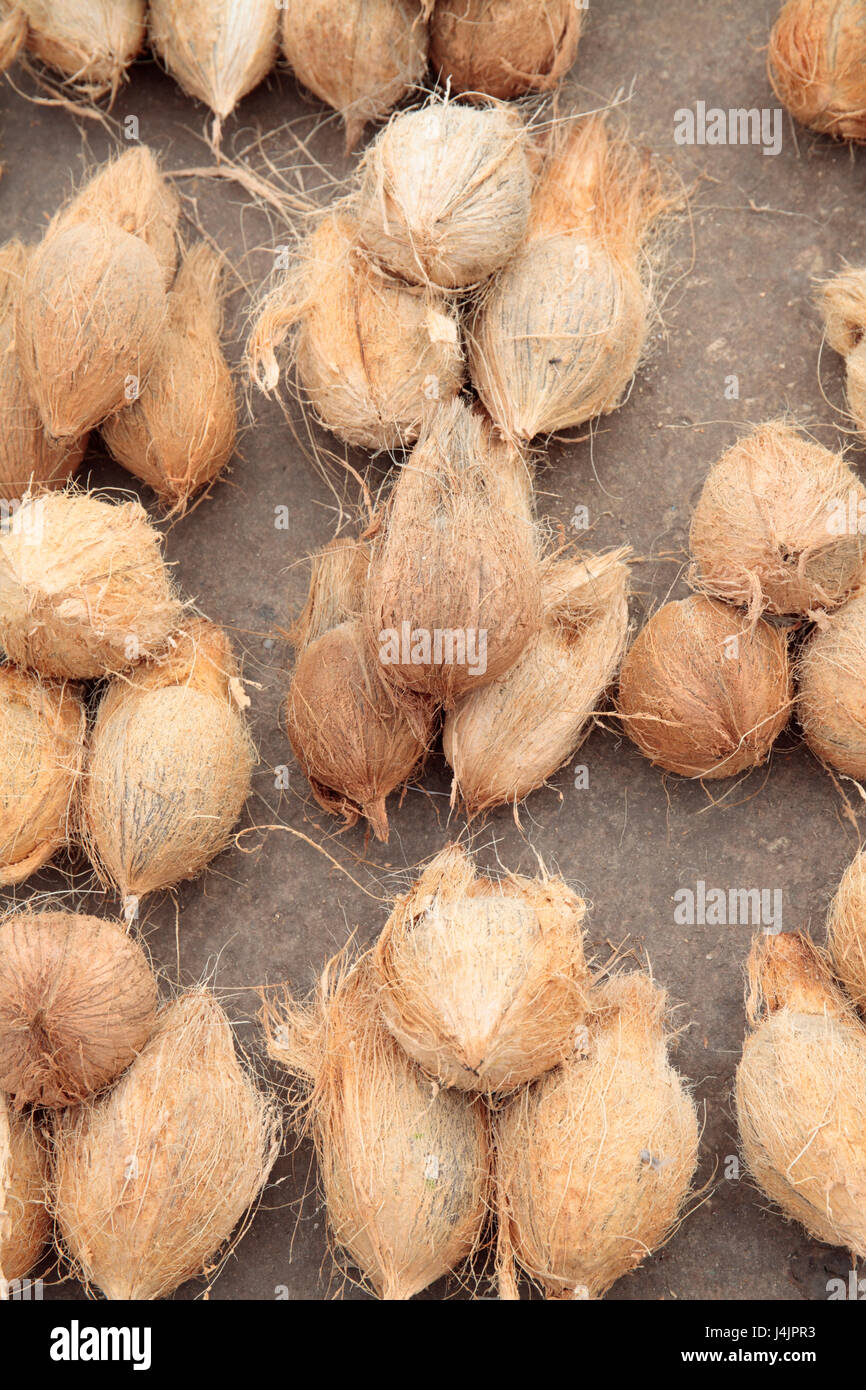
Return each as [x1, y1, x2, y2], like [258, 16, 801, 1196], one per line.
[3, 1, 146, 100]
[148, 0, 279, 139]
[249, 213, 464, 452]
[0, 492, 182, 679]
[430, 0, 582, 100]
[53, 990, 279, 1300]
[797, 588, 866, 776]
[281, 0, 428, 153]
[16, 221, 166, 439]
[102, 244, 237, 512]
[444, 548, 630, 816]
[372, 843, 590, 1092]
[265, 951, 489, 1299]
[469, 115, 670, 441]
[827, 848, 866, 1011]
[768, 0, 866, 142]
[0, 666, 85, 887]
[355, 101, 533, 289]
[0, 909, 157, 1110]
[83, 618, 255, 914]
[287, 536, 435, 841]
[0, 241, 85, 502]
[617, 595, 792, 779]
[820, 266, 866, 436]
[0, 1097, 48, 1284]
[0, 6, 26, 73]
[364, 399, 543, 707]
[690, 422, 866, 619]
[495, 971, 699, 1299]
[736, 930, 866, 1256]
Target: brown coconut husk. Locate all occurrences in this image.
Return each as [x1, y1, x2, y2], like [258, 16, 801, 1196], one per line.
[797, 588, 866, 776]
[286, 536, 435, 841]
[83, 618, 255, 914]
[820, 266, 866, 436]
[281, 0, 429, 153]
[102, 244, 237, 513]
[768, 0, 866, 142]
[0, 665, 85, 887]
[444, 548, 630, 815]
[355, 99, 533, 289]
[16, 220, 166, 439]
[363, 399, 543, 707]
[0, 492, 183, 679]
[2, 1, 146, 101]
[53, 990, 280, 1300]
[372, 843, 590, 1092]
[0, 909, 157, 1109]
[495, 971, 699, 1299]
[617, 595, 792, 779]
[264, 951, 489, 1299]
[248, 213, 464, 452]
[0, 1097, 48, 1285]
[430, 0, 583, 101]
[736, 930, 866, 1256]
[827, 848, 866, 1011]
[690, 422, 866, 620]
[0, 241, 85, 501]
[470, 114, 672, 441]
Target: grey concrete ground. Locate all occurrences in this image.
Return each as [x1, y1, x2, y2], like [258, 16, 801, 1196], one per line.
[1, 0, 863, 1301]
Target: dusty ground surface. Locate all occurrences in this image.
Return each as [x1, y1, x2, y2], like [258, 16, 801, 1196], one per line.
[2, 0, 864, 1302]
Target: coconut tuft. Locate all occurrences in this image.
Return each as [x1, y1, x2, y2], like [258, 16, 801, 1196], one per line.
[248, 213, 464, 452]
[768, 0, 866, 142]
[286, 536, 435, 842]
[469, 114, 673, 441]
[372, 843, 591, 1092]
[444, 547, 630, 815]
[264, 951, 489, 1300]
[495, 970, 699, 1299]
[827, 848, 866, 1011]
[102, 243, 237, 512]
[820, 266, 866, 436]
[689, 421, 866, 619]
[281, 0, 429, 153]
[618, 595, 792, 779]
[797, 589, 866, 776]
[0, 6, 27, 74]
[736, 930, 866, 1257]
[6, 1, 146, 101]
[0, 491, 183, 679]
[53, 989, 280, 1301]
[355, 99, 533, 289]
[363, 398, 543, 707]
[0, 665, 85, 887]
[0, 1097, 48, 1284]
[0, 909, 158, 1109]
[83, 617, 255, 906]
[430, 0, 583, 101]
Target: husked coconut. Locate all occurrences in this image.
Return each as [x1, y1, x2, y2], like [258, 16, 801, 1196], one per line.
[798, 589, 866, 776]
[430, 0, 583, 101]
[768, 0, 866, 142]
[0, 1097, 48, 1283]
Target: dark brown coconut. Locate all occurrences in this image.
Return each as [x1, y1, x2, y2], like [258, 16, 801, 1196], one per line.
[768, 0, 866, 142]
[798, 588, 866, 776]
[430, 0, 583, 101]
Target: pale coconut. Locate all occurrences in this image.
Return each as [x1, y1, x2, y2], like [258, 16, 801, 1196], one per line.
[430, 0, 583, 100]
[0, 1097, 48, 1284]
[798, 588, 866, 776]
[2, 1, 145, 100]
[820, 266, 866, 437]
[768, 0, 866, 142]
[827, 848, 866, 1012]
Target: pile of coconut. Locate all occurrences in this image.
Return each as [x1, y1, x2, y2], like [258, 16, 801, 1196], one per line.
[264, 841, 700, 1299]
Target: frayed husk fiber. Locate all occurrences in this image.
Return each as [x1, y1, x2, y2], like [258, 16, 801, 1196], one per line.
[820, 266, 866, 436]
[248, 213, 463, 452]
[148, 0, 279, 132]
[0, 665, 85, 886]
[264, 952, 489, 1300]
[0, 1098, 48, 1284]
[364, 399, 542, 706]
[53, 990, 280, 1301]
[281, 0, 429, 153]
[797, 589, 866, 776]
[102, 243, 237, 512]
[618, 595, 792, 779]
[0, 909, 157, 1109]
[495, 971, 699, 1299]
[827, 848, 866, 1012]
[373, 842, 590, 1092]
[470, 115, 671, 441]
[16, 221, 166, 439]
[444, 548, 630, 815]
[3, 1, 145, 100]
[430, 0, 583, 101]
[0, 241, 85, 501]
[356, 100, 533, 289]
[286, 536, 435, 841]
[0, 492, 183, 679]
[768, 0, 866, 142]
[83, 618, 255, 906]
[690, 422, 866, 619]
[736, 931, 866, 1256]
